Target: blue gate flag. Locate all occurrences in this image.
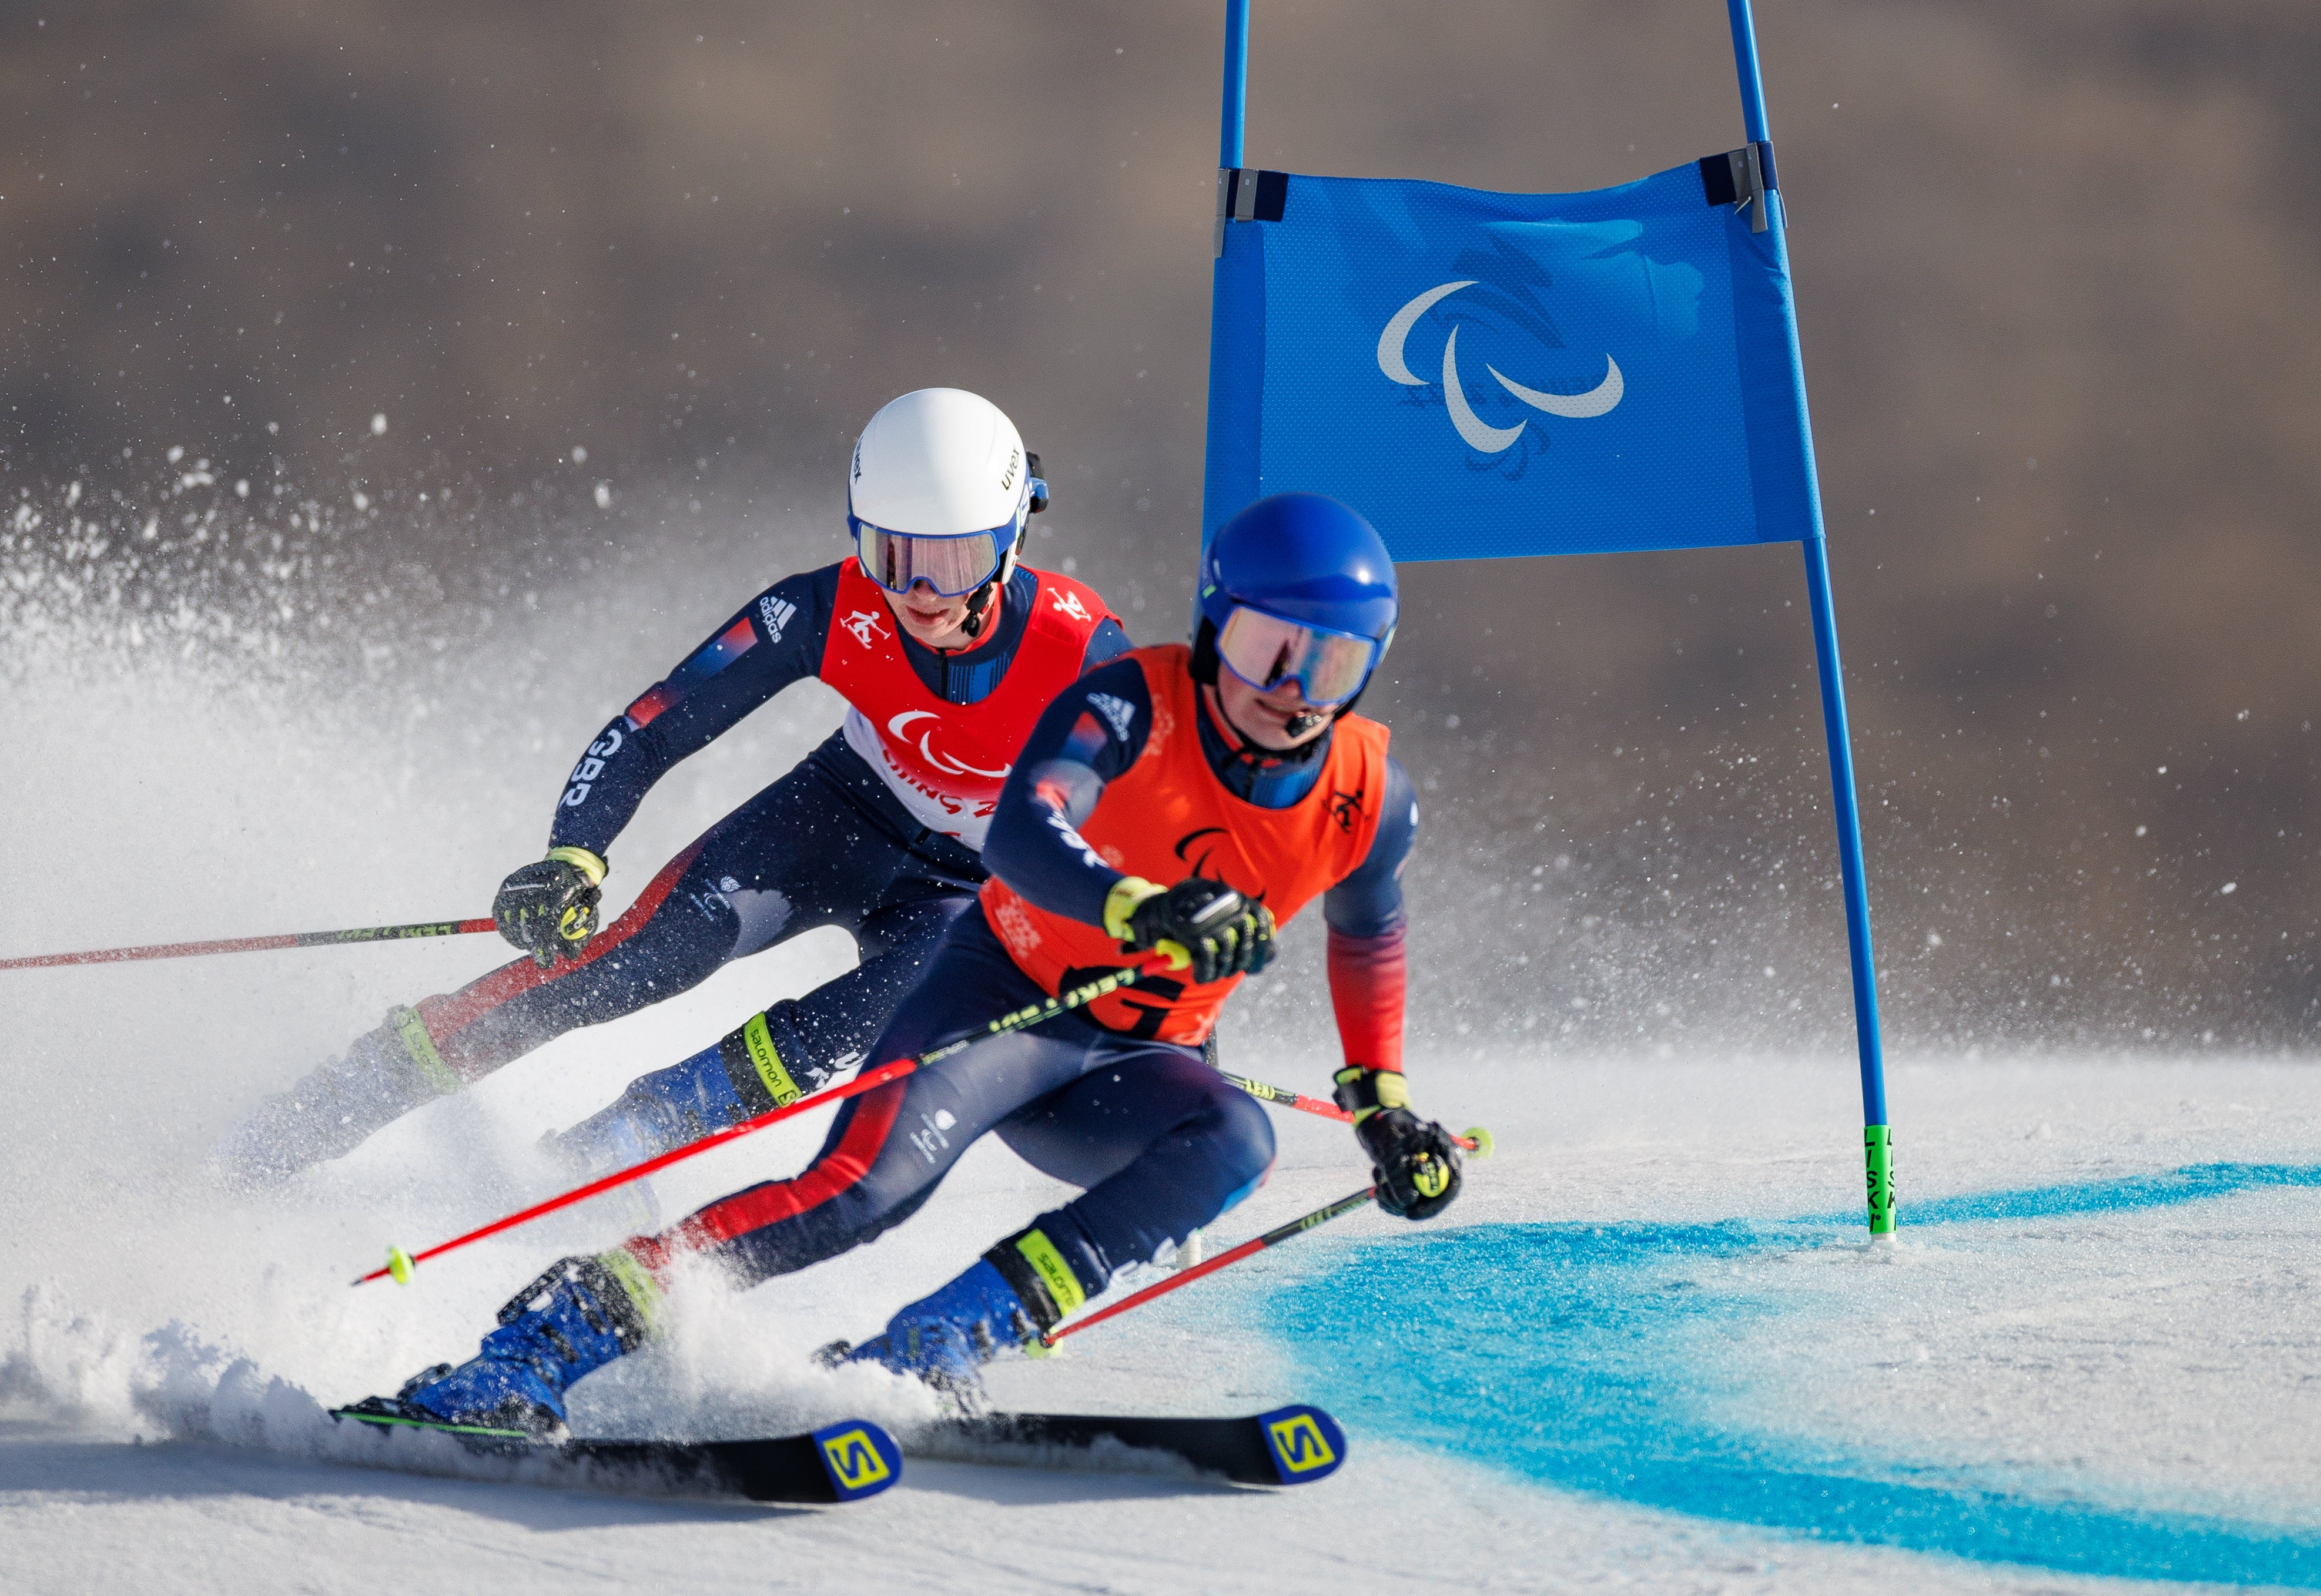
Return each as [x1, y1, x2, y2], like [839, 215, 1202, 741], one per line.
[1203, 157, 1825, 562]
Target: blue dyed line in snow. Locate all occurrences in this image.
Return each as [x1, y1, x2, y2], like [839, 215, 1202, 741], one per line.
[1265, 1162, 2321, 1587]
[1884, 1160, 2321, 1228]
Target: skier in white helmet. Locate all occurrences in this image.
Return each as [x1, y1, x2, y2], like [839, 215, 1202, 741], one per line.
[219, 389, 1129, 1181]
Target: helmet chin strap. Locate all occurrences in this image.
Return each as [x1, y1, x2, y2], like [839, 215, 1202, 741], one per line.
[1282, 705, 1334, 739]
[957, 578, 998, 639]
[957, 531, 1024, 640]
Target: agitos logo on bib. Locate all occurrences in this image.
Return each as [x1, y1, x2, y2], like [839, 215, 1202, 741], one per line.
[822, 558, 1112, 845]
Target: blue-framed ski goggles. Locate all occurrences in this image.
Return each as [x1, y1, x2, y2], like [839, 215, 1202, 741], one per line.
[1214, 603, 1384, 707]
[850, 480, 1043, 598]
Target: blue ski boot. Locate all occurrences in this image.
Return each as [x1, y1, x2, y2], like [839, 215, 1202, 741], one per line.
[548, 1014, 830, 1178]
[833, 1230, 1079, 1398]
[388, 1250, 663, 1437]
[548, 1043, 753, 1178]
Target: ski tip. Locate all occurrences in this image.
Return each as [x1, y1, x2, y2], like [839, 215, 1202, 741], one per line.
[1255, 1404, 1347, 1486]
[1461, 1125, 1495, 1159]
[808, 1417, 903, 1501]
[387, 1245, 416, 1285]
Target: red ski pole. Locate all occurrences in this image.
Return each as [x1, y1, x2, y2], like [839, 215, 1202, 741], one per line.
[1041, 1185, 1381, 1348]
[1040, 1123, 1492, 1348]
[354, 957, 1170, 1286]
[352, 1057, 919, 1286]
[0, 917, 496, 973]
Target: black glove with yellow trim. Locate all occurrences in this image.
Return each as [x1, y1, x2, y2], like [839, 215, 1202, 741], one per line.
[1335, 1066, 1464, 1221]
[1105, 876, 1276, 986]
[494, 847, 606, 968]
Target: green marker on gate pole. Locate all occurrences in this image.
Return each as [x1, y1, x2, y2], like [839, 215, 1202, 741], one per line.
[1865, 1126, 1895, 1235]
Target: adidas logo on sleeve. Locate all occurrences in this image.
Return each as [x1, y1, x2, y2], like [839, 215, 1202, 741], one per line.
[1087, 692, 1137, 742]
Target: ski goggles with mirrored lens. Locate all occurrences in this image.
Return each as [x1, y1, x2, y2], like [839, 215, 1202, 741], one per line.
[851, 518, 1013, 597]
[1214, 604, 1382, 707]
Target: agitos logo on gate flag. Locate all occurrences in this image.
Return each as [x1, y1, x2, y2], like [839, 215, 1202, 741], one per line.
[1203, 159, 1823, 564]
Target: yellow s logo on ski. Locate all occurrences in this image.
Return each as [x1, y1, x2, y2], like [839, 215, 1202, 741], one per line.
[1267, 1412, 1337, 1474]
[819, 1428, 892, 1491]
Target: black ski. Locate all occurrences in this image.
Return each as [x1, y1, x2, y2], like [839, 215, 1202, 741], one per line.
[327, 1400, 903, 1503]
[921, 1403, 1346, 1486]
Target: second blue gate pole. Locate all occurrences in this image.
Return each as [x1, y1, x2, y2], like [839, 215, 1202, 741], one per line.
[1725, 0, 1895, 1234]
[1219, 0, 1249, 168]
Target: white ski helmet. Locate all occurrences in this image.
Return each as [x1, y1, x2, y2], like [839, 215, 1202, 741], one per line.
[848, 388, 1047, 633]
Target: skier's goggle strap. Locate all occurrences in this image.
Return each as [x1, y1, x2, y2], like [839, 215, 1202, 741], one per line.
[1214, 605, 1381, 707]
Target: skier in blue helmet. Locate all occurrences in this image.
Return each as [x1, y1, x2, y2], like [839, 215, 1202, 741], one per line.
[348, 492, 1458, 1433]
[1191, 489, 1398, 742]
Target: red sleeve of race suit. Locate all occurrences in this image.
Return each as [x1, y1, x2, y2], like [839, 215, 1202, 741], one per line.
[1327, 923, 1408, 1075]
[1321, 755, 1416, 1074]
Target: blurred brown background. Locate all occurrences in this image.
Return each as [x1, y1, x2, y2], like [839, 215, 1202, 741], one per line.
[4, 0, 2316, 1051]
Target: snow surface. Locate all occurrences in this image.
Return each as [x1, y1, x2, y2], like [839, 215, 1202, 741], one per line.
[6, 586, 2320, 1594]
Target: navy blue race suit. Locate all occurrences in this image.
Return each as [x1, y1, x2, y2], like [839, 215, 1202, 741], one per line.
[625, 653, 1416, 1309]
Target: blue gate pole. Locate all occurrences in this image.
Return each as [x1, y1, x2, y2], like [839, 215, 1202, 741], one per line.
[1724, 0, 1894, 1235]
[1201, 0, 1256, 542]
[1220, 0, 1250, 167]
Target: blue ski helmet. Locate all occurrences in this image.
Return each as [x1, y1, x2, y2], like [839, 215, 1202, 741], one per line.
[1193, 493, 1398, 709]
[1197, 494, 1398, 639]
[1197, 487, 1392, 709]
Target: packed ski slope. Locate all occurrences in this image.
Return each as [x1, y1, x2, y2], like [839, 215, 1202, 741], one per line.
[4, 556, 2319, 1595]
[7, 1020, 2320, 1595]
